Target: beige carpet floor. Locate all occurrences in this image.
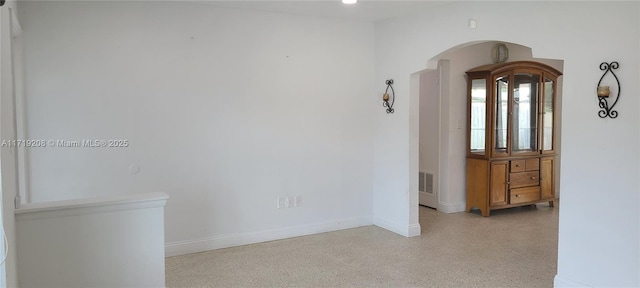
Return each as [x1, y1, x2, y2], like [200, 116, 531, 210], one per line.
[166, 203, 558, 287]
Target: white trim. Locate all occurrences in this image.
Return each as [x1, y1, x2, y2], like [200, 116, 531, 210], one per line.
[437, 60, 449, 216]
[10, 7, 28, 205]
[409, 71, 421, 238]
[407, 223, 421, 237]
[373, 216, 420, 237]
[166, 216, 372, 257]
[436, 61, 443, 211]
[15, 192, 169, 220]
[554, 275, 592, 288]
[437, 202, 466, 213]
[10, 8, 21, 37]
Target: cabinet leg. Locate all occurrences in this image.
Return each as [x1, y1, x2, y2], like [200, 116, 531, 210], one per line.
[481, 209, 490, 217]
[548, 200, 554, 207]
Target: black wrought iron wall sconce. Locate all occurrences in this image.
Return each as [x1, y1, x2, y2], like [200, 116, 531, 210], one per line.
[382, 79, 395, 114]
[596, 62, 620, 119]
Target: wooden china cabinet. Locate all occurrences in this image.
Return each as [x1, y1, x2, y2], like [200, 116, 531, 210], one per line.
[465, 61, 561, 217]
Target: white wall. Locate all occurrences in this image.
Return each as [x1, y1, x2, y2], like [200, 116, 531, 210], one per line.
[375, 1, 639, 286]
[16, 193, 168, 287]
[418, 69, 438, 207]
[16, 1, 640, 286]
[0, 1, 21, 286]
[19, 1, 375, 256]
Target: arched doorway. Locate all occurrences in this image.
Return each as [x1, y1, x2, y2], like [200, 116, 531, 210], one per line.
[415, 41, 564, 216]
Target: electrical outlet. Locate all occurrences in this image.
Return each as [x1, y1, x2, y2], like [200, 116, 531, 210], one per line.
[286, 196, 295, 208]
[468, 19, 477, 29]
[279, 196, 302, 209]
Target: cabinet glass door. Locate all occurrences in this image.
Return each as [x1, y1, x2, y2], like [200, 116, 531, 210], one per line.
[470, 78, 487, 155]
[493, 75, 509, 156]
[542, 77, 555, 153]
[512, 73, 539, 155]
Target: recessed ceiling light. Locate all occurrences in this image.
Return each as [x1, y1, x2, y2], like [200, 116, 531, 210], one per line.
[342, 0, 357, 4]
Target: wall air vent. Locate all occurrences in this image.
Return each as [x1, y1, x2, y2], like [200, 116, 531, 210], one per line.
[419, 171, 434, 194]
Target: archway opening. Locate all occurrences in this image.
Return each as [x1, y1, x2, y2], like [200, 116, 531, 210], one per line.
[414, 41, 564, 218]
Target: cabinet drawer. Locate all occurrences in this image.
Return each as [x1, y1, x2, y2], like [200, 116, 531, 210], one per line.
[525, 158, 539, 171]
[510, 160, 526, 172]
[510, 171, 539, 188]
[510, 187, 540, 204]
[511, 159, 539, 172]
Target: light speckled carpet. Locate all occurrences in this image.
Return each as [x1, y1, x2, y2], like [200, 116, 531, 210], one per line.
[167, 204, 558, 287]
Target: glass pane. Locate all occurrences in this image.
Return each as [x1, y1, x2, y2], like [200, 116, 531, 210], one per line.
[470, 79, 486, 153]
[494, 76, 509, 153]
[543, 78, 554, 151]
[512, 73, 539, 153]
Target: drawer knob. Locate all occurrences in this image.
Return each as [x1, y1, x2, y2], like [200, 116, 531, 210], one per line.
[530, 176, 536, 180]
[515, 194, 520, 197]
[515, 164, 521, 167]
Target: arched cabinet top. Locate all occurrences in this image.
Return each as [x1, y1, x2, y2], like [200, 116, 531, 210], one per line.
[466, 61, 562, 78]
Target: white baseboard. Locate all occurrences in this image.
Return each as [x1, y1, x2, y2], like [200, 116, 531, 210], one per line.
[165, 216, 372, 257]
[554, 275, 592, 288]
[407, 223, 422, 237]
[373, 216, 421, 237]
[437, 202, 466, 214]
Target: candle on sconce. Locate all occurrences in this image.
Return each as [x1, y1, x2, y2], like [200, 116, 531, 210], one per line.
[383, 93, 390, 101]
[597, 86, 610, 97]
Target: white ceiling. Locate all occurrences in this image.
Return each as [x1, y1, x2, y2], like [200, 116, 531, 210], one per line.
[202, 1, 449, 23]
